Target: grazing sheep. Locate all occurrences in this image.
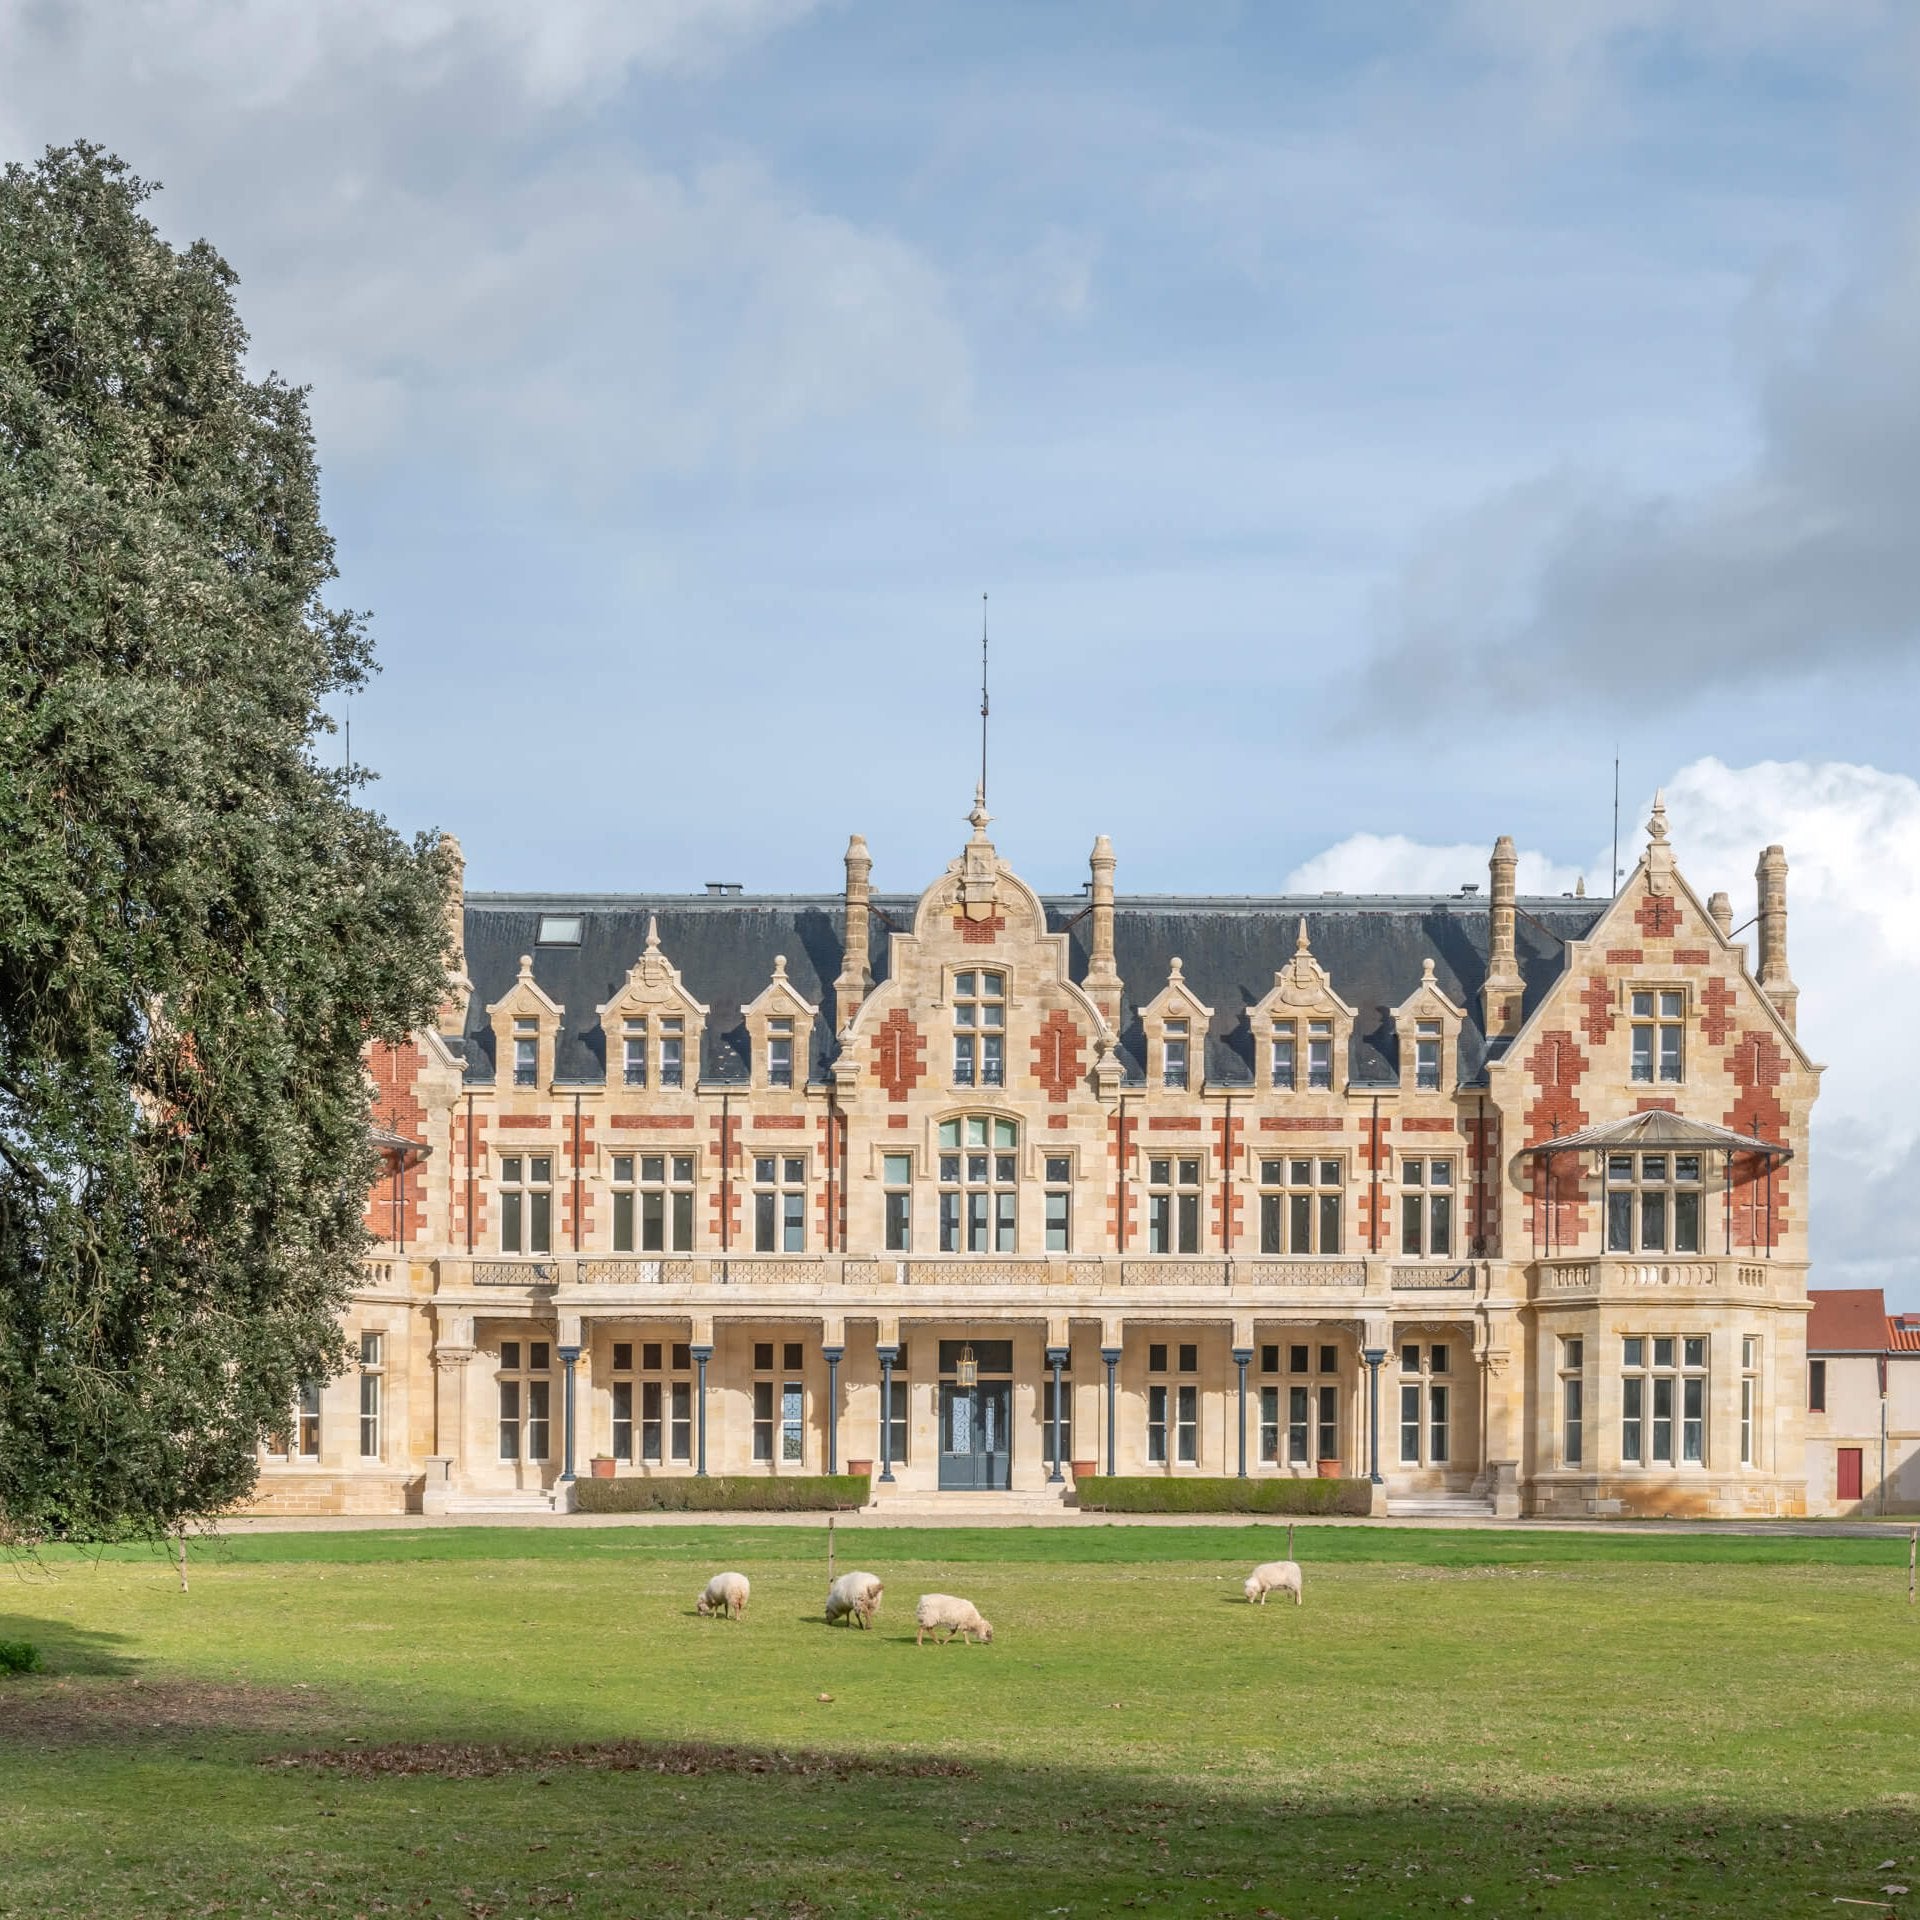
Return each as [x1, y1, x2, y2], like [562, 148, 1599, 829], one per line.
[915, 1593, 993, 1646]
[695, 1571, 750, 1620]
[1243, 1559, 1303, 1606]
[825, 1570, 884, 1629]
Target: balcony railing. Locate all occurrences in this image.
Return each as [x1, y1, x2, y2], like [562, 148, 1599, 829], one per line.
[1533, 1256, 1777, 1298]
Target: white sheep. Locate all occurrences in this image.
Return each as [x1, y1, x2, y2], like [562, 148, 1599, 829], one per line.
[915, 1593, 993, 1646]
[695, 1571, 750, 1620]
[1243, 1559, 1303, 1606]
[825, 1570, 884, 1629]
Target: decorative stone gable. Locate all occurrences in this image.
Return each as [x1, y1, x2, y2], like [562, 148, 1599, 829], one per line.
[594, 915, 710, 1089]
[486, 953, 564, 1092]
[1248, 920, 1357, 1094]
[741, 954, 818, 1090]
[1138, 957, 1214, 1092]
[1390, 957, 1466, 1093]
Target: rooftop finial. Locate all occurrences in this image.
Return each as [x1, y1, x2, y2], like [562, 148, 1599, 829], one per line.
[1295, 916, 1312, 955]
[1648, 788, 1669, 844]
[644, 914, 660, 953]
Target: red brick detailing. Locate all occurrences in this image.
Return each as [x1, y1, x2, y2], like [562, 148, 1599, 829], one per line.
[1634, 894, 1681, 939]
[752, 1114, 807, 1130]
[1031, 1009, 1085, 1104]
[1522, 1029, 1591, 1245]
[1634, 1097, 1678, 1113]
[1047, 1113, 1069, 1129]
[1259, 1116, 1344, 1132]
[1109, 1109, 1138, 1249]
[1727, 1029, 1790, 1251]
[1605, 948, 1644, 965]
[450, 1106, 490, 1252]
[1466, 1112, 1500, 1254]
[1356, 1110, 1392, 1250]
[1580, 976, 1615, 1047]
[953, 912, 1006, 945]
[1212, 1113, 1245, 1251]
[1673, 948, 1710, 965]
[708, 1111, 743, 1247]
[872, 1008, 927, 1103]
[1399, 1117, 1453, 1133]
[560, 1109, 596, 1249]
[1700, 977, 1736, 1049]
[1147, 1116, 1203, 1131]
[498, 1114, 553, 1129]
[611, 1113, 697, 1130]
[815, 1111, 848, 1252]
[887, 1112, 910, 1129]
[365, 1039, 428, 1245]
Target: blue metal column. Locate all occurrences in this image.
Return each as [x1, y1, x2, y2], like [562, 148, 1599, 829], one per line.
[1101, 1345, 1122, 1477]
[877, 1345, 897, 1482]
[1045, 1346, 1068, 1483]
[558, 1345, 581, 1482]
[1232, 1346, 1253, 1479]
[1363, 1346, 1386, 1486]
[822, 1346, 843, 1475]
[692, 1344, 713, 1477]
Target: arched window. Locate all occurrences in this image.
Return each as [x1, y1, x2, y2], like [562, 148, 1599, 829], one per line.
[937, 1115, 1018, 1252]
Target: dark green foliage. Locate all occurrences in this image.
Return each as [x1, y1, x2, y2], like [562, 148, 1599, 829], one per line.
[572, 1475, 871, 1514]
[1073, 1475, 1374, 1515]
[0, 1638, 42, 1673]
[0, 145, 450, 1545]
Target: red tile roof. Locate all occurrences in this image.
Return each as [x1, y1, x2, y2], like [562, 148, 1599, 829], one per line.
[1889, 1317, 1920, 1354]
[1807, 1289, 1891, 1352]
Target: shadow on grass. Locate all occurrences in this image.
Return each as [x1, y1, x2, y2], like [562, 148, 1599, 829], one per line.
[0, 1614, 139, 1678]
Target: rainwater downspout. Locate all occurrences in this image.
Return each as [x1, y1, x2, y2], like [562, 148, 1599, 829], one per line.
[464, 1091, 475, 1256]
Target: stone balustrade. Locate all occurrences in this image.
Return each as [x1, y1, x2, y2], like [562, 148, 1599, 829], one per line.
[1531, 1256, 1786, 1299]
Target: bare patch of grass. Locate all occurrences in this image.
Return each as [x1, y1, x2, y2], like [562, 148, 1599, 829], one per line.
[0, 1675, 341, 1747]
[265, 1736, 975, 1783]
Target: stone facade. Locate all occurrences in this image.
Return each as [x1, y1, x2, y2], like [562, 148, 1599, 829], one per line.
[249, 794, 1817, 1518]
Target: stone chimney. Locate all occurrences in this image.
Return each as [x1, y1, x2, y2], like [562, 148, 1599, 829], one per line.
[1084, 834, 1122, 1028]
[1482, 833, 1524, 1041]
[1708, 890, 1733, 940]
[436, 831, 472, 1038]
[1755, 845, 1798, 1032]
[834, 833, 874, 1029]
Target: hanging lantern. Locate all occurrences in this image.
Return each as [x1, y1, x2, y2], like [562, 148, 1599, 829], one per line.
[955, 1344, 979, 1387]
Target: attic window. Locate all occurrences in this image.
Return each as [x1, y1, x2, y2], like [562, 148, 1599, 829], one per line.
[536, 915, 582, 946]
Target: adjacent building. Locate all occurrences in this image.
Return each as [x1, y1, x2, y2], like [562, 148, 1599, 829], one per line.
[251, 791, 1818, 1518]
[1805, 1289, 1920, 1515]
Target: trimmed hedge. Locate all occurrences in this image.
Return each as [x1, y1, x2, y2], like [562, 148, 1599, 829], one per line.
[1073, 1475, 1373, 1517]
[0, 1639, 43, 1675]
[573, 1474, 870, 1515]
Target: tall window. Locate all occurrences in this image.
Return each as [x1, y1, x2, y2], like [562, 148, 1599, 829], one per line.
[658, 1016, 685, 1088]
[1270, 1022, 1296, 1090]
[1146, 1343, 1199, 1465]
[1307, 1018, 1334, 1090]
[1147, 1157, 1203, 1254]
[1560, 1335, 1584, 1466]
[953, 971, 1005, 1087]
[752, 1341, 805, 1465]
[358, 1330, 384, 1460]
[512, 1016, 539, 1087]
[938, 1116, 1017, 1252]
[613, 1154, 695, 1253]
[883, 1153, 913, 1252]
[1606, 1153, 1703, 1255]
[1414, 1018, 1442, 1090]
[1620, 1334, 1707, 1466]
[497, 1340, 551, 1462]
[1163, 1019, 1190, 1090]
[270, 1381, 322, 1459]
[1400, 1159, 1454, 1257]
[1630, 990, 1685, 1084]
[1259, 1158, 1343, 1255]
[753, 1157, 807, 1253]
[1740, 1333, 1760, 1467]
[622, 1019, 648, 1087]
[1260, 1345, 1339, 1466]
[1044, 1156, 1073, 1252]
[1398, 1342, 1450, 1466]
[766, 1017, 795, 1088]
[499, 1155, 553, 1255]
[1042, 1357, 1073, 1469]
[883, 1344, 910, 1465]
[1808, 1358, 1827, 1413]
[615, 1340, 691, 1464]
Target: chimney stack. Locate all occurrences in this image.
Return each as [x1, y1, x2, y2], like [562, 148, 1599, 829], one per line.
[436, 831, 472, 1037]
[1084, 834, 1122, 1027]
[1482, 834, 1524, 1041]
[1708, 890, 1733, 940]
[834, 834, 874, 1028]
[1755, 845, 1797, 1032]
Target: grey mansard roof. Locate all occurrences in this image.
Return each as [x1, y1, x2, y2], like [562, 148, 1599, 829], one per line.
[457, 890, 1603, 1091]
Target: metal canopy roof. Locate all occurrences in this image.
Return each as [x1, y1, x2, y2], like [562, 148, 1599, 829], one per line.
[1520, 1109, 1791, 1160]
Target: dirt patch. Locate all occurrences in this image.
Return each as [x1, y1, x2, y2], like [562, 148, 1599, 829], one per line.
[265, 1737, 976, 1783]
[0, 1677, 342, 1747]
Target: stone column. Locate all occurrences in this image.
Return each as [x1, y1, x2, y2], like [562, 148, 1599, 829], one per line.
[823, 1345, 843, 1474]
[877, 1344, 898, 1482]
[1233, 1347, 1253, 1479]
[1046, 1346, 1068, 1483]
[1102, 1345, 1122, 1476]
[692, 1344, 712, 1476]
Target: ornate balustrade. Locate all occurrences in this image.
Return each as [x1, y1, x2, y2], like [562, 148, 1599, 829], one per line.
[1531, 1256, 1782, 1299]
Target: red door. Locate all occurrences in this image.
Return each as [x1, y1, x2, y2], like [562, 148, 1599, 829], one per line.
[1836, 1447, 1864, 1501]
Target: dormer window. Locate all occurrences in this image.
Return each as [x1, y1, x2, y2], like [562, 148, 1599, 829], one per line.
[1415, 1019, 1442, 1090]
[1307, 1019, 1334, 1090]
[622, 1020, 647, 1087]
[512, 1018, 539, 1088]
[954, 971, 1005, 1088]
[767, 1017, 794, 1089]
[1271, 1023, 1296, 1090]
[659, 1018, 685, 1088]
[1163, 1020, 1190, 1091]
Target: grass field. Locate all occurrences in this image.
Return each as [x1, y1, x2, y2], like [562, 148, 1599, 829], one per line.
[2, 1523, 1917, 1918]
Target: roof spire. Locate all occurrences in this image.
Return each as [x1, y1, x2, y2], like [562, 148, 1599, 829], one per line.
[644, 914, 660, 953]
[1647, 788, 1669, 844]
[1295, 916, 1312, 955]
[978, 591, 990, 812]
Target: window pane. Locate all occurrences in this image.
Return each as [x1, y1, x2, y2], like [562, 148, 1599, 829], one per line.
[1260, 1193, 1281, 1255]
[1290, 1192, 1311, 1252]
[1623, 1336, 1644, 1369]
[1658, 1028, 1683, 1082]
[1399, 1384, 1421, 1463]
[1429, 1385, 1449, 1463]
[1660, 992, 1683, 1020]
[1630, 1028, 1653, 1081]
[1429, 1194, 1452, 1257]
[1674, 1190, 1700, 1254]
[1639, 1191, 1666, 1251]
[1683, 1336, 1706, 1368]
[1319, 1160, 1341, 1187]
[1654, 1336, 1675, 1369]
[884, 1154, 912, 1184]
[1318, 1192, 1341, 1254]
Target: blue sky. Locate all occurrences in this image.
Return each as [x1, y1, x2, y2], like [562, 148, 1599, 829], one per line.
[4, 0, 1918, 1298]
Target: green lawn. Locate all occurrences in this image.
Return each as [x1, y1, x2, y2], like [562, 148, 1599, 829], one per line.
[2, 1524, 1915, 1918]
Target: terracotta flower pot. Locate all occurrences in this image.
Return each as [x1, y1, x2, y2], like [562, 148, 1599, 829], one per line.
[1315, 1458, 1343, 1479]
[590, 1456, 617, 1480]
[846, 1459, 873, 1478]
[1071, 1460, 1097, 1482]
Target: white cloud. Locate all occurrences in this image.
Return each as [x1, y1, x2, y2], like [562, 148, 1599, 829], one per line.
[1289, 757, 1920, 1309]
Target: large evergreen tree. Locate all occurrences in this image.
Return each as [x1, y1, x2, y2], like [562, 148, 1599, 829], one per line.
[0, 145, 450, 1543]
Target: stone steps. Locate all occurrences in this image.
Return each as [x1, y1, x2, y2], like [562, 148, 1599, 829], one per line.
[1385, 1492, 1496, 1519]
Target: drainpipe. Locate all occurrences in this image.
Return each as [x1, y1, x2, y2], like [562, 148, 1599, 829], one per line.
[1363, 1346, 1386, 1486]
[1046, 1346, 1068, 1483]
[1473, 1094, 1487, 1256]
[877, 1344, 898, 1483]
[1233, 1347, 1252, 1479]
[572, 1092, 582, 1254]
[464, 1092, 475, 1256]
[823, 1345, 843, 1474]
[1102, 1345, 1122, 1476]
[692, 1344, 712, 1476]
[825, 1083, 836, 1254]
[720, 1092, 732, 1276]
[1369, 1097, 1381, 1254]
[1115, 1097, 1128, 1255]
[1221, 1094, 1234, 1281]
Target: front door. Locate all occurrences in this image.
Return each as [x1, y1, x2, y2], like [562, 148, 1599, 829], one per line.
[939, 1382, 1012, 1489]
[1837, 1446, 1864, 1502]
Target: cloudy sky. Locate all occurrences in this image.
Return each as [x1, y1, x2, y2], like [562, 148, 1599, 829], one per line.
[3, 0, 1916, 1302]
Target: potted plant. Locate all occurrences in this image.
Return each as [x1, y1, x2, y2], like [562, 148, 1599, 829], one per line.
[1071, 1460, 1096, 1482]
[846, 1458, 873, 1478]
[589, 1455, 617, 1480]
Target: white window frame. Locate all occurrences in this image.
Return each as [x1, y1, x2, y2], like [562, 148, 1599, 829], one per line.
[1146, 1155, 1204, 1254]
[952, 970, 1006, 1088]
[497, 1339, 553, 1462]
[882, 1152, 914, 1253]
[937, 1115, 1017, 1253]
[1258, 1157, 1343, 1255]
[612, 1153, 696, 1253]
[1399, 1158, 1456, 1258]
[498, 1153, 553, 1255]
[1270, 1022, 1296, 1090]
[752, 1156, 807, 1253]
[1629, 988, 1686, 1086]
[1397, 1342, 1451, 1467]
[1559, 1335, 1584, 1467]
[358, 1330, 385, 1460]
[1605, 1152, 1705, 1256]
[1043, 1154, 1073, 1253]
[1619, 1333, 1708, 1467]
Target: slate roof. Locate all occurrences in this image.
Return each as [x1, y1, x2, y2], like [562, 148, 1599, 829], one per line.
[457, 891, 1603, 1090]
